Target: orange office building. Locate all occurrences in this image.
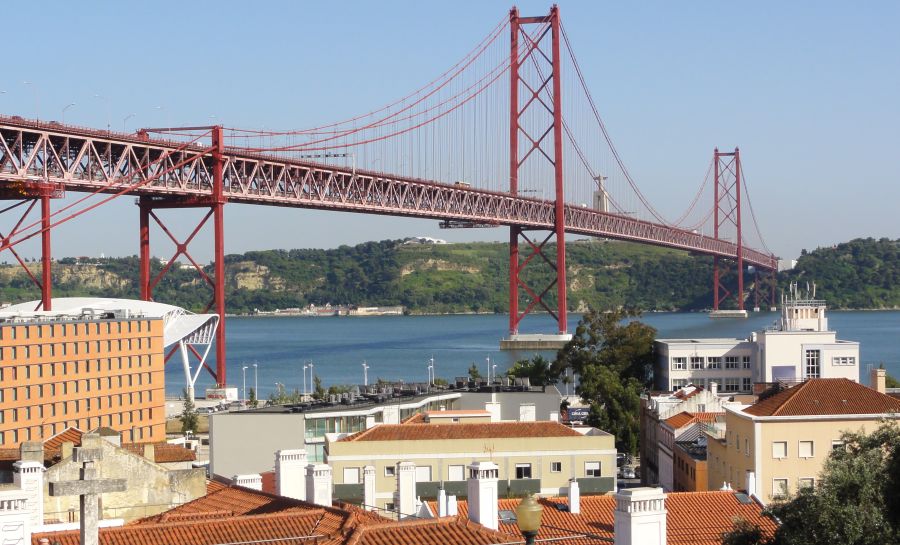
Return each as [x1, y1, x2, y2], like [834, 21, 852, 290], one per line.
[0, 298, 219, 448]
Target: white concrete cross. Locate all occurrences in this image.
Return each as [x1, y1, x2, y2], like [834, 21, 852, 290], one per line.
[48, 446, 126, 545]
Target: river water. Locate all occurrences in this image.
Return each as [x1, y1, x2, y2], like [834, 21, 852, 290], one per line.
[167, 311, 900, 397]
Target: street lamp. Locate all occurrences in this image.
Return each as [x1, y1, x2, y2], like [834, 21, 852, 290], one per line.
[123, 113, 136, 132]
[492, 364, 498, 384]
[308, 362, 314, 393]
[242, 365, 248, 402]
[252, 363, 258, 398]
[61, 102, 75, 124]
[362, 361, 369, 387]
[515, 493, 544, 545]
[303, 363, 309, 396]
[486, 356, 491, 382]
[22, 81, 38, 119]
[428, 356, 435, 387]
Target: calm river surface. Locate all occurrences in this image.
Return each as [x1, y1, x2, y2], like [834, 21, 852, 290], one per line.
[168, 311, 900, 397]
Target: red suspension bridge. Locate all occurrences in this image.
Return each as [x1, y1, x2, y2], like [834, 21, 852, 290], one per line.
[0, 6, 776, 388]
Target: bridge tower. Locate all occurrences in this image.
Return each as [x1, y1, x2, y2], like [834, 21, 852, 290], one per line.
[506, 5, 569, 343]
[137, 126, 227, 388]
[712, 147, 745, 312]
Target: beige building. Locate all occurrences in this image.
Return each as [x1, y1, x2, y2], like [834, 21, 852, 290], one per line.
[324, 413, 616, 513]
[706, 375, 900, 504]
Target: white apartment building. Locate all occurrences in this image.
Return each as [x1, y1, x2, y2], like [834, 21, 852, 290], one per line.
[655, 285, 860, 393]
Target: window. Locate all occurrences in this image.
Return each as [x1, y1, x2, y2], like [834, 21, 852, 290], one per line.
[833, 356, 856, 366]
[550, 462, 562, 473]
[772, 478, 789, 498]
[832, 440, 845, 451]
[725, 356, 739, 369]
[585, 461, 602, 477]
[671, 379, 687, 389]
[385, 502, 395, 511]
[671, 357, 687, 370]
[799, 441, 814, 458]
[448, 465, 465, 481]
[772, 441, 788, 459]
[724, 378, 740, 392]
[515, 463, 532, 479]
[343, 467, 360, 485]
[805, 349, 821, 378]
[707, 357, 722, 369]
[741, 378, 752, 392]
[744, 438, 750, 456]
[415, 466, 432, 483]
[690, 357, 704, 370]
[798, 478, 815, 490]
[742, 356, 751, 369]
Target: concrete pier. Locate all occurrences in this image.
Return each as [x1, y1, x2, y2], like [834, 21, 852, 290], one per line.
[500, 333, 573, 350]
[708, 309, 748, 319]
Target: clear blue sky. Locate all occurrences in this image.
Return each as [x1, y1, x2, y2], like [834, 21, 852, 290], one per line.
[2, 1, 897, 261]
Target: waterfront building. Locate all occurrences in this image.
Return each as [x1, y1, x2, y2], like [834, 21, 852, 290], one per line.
[325, 417, 616, 512]
[706, 372, 900, 504]
[209, 386, 563, 478]
[0, 298, 218, 447]
[655, 287, 860, 392]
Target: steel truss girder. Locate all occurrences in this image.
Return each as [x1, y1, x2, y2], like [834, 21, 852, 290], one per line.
[0, 117, 776, 268]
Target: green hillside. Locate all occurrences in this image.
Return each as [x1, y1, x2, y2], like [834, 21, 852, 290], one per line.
[1, 237, 896, 314]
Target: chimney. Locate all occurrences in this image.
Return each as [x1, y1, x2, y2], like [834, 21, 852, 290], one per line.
[446, 494, 458, 516]
[872, 367, 887, 394]
[233, 474, 263, 491]
[745, 471, 757, 498]
[13, 460, 45, 531]
[275, 449, 308, 500]
[466, 460, 499, 530]
[437, 488, 448, 517]
[568, 478, 580, 514]
[61, 441, 75, 461]
[394, 461, 417, 519]
[484, 402, 501, 422]
[143, 444, 156, 462]
[710, 381, 718, 396]
[613, 487, 667, 545]
[363, 465, 376, 511]
[305, 464, 333, 507]
[519, 403, 536, 422]
[19, 441, 43, 464]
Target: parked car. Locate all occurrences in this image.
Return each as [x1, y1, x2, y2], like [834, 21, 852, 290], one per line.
[618, 466, 636, 479]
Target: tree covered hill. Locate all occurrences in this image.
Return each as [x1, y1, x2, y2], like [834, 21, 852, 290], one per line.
[781, 237, 900, 309]
[0, 236, 896, 314]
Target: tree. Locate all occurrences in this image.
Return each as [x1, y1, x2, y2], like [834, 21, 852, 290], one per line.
[554, 307, 656, 454]
[467, 363, 482, 381]
[180, 389, 199, 434]
[248, 387, 258, 408]
[312, 375, 325, 400]
[722, 422, 900, 545]
[506, 355, 554, 387]
[721, 518, 771, 545]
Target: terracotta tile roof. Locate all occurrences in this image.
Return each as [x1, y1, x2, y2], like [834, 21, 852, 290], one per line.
[401, 412, 427, 424]
[121, 442, 197, 463]
[0, 427, 84, 468]
[339, 421, 583, 442]
[205, 478, 229, 494]
[744, 378, 900, 417]
[34, 511, 335, 545]
[665, 411, 723, 429]
[341, 517, 518, 545]
[674, 385, 704, 399]
[434, 491, 776, 545]
[131, 484, 317, 523]
[43, 427, 84, 453]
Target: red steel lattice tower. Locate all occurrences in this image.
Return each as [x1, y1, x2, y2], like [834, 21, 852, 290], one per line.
[138, 126, 227, 387]
[508, 5, 568, 336]
[712, 147, 744, 311]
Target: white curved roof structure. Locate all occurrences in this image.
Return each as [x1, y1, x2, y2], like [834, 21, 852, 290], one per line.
[0, 297, 218, 348]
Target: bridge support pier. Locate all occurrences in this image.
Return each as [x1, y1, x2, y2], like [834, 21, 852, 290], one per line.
[136, 126, 227, 388]
[504, 5, 569, 345]
[711, 147, 746, 314]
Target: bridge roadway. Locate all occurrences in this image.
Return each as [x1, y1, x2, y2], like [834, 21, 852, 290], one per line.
[0, 116, 776, 270]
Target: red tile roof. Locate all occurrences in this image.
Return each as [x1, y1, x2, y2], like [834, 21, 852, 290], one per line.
[665, 411, 723, 429]
[744, 378, 900, 417]
[342, 517, 517, 545]
[432, 491, 776, 545]
[339, 421, 583, 442]
[121, 442, 196, 463]
[131, 484, 318, 523]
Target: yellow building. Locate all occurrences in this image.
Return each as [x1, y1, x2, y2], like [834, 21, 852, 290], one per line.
[324, 412, 616, 512]
[707, 377, 900, 504]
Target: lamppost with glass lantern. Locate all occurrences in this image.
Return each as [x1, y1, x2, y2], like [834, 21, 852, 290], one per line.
[516, 493, 543, 545]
